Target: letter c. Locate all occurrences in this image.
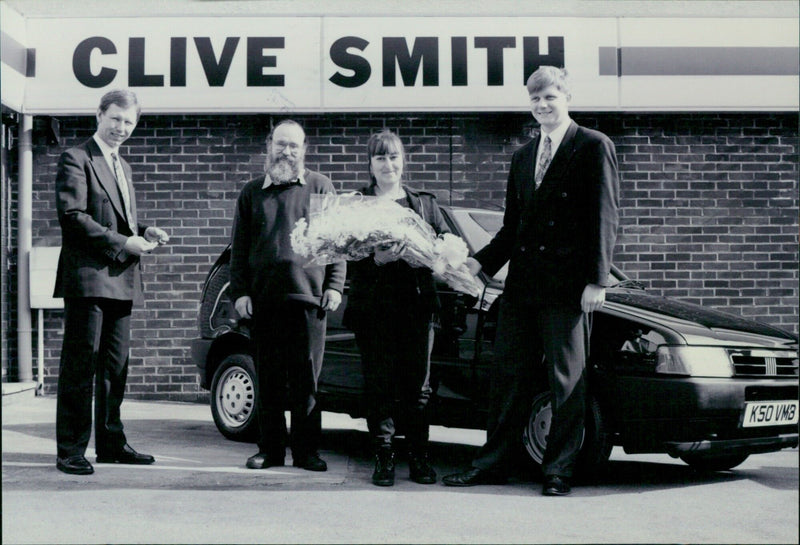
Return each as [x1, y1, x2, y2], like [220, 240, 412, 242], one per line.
[73, 37, 118, 88]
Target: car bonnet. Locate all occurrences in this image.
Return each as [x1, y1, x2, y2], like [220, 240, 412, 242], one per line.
[606, 289, 798, 347]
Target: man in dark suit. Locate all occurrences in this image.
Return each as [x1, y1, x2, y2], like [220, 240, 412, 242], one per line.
[54, 89, 169, 475]
[443, 66, 620, 495]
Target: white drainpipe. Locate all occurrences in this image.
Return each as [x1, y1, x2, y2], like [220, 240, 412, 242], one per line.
[17, 114, 33, 383]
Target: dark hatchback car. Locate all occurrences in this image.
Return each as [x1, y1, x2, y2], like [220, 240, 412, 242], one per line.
[191, 206, 799, 474]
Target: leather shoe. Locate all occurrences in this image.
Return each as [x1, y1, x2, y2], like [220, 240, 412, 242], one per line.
[409, 454, 437, 485]
[246, 452, 285, 469]
[56, 455, 94, 475]
[293, 453, 328, 472]
[543, 475, 571, 496]
[442, 467, 507, 487]
[96, 444, 155, 465]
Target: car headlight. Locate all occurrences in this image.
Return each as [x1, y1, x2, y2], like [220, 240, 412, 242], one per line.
[655, 346, 733, 377]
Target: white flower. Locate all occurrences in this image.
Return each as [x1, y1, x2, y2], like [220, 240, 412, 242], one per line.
[290, 192, 482, 296]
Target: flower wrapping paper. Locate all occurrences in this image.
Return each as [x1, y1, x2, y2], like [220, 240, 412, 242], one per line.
[291, 193, 482, 297]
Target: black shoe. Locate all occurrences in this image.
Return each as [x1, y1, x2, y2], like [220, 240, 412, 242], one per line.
[442, 467, 507, 487]
[372, 447, 395, 486]
[543, 475, 571, 496]
[96, 444, 154, 465]
[56, 455, 94, 475]
[246, 452, 285, 469]
[293, 453, 328, 472]
[409, 453, 437, 484]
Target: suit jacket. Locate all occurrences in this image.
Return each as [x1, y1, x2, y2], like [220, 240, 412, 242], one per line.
[475, 121, 620, 307]
[54, 138, 146, 303]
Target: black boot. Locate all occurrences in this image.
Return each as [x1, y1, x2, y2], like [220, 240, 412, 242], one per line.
[372, 446, 395, 487]
[409, 451, 437, 484]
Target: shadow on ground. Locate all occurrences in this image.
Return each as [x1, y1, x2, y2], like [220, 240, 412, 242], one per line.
[5, 417, 795, 496]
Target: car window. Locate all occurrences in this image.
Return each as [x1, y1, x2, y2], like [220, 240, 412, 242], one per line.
[448, 209, 508, 282]
[469, 212, 504, 239]
[449, 210, 502, 252]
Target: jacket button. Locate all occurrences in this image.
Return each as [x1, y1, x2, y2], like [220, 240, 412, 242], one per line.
[561, 192, 568, 198]
[548, 220, 555, 226]
[520, 245, 526, 253]
[539, 245, 546, 251]
[103, 198, 109, 203]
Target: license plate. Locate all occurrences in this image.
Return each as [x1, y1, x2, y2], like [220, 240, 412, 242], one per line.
[741, 401, 799, 428]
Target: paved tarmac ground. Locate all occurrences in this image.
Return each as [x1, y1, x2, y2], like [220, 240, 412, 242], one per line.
[2, 395, 798, 544]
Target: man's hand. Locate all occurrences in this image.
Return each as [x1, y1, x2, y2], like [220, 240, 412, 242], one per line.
[581, 284, 606, 313]
[144, 226, 170, 245]
[124, 236, 159, 256]
[321, 289, 342, 312]
[235, 296, 253, 320]
[374, 242, 406, 265]
[466, 257, 482, 276]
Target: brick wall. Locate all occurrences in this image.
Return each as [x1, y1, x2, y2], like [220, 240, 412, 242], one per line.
[6, 111, 798, 400]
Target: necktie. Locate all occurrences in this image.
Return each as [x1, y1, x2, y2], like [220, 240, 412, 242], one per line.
[535, 135, 552, 189]
[111, 152, 136, 232]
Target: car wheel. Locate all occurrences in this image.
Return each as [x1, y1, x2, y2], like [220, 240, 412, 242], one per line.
[522, 391, 552, 468]
[210, 353, 258, 442]
[522, 391, 612, 475]
[680, 453, 749, 472]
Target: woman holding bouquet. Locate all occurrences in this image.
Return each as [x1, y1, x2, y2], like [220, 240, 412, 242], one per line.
[344, 130, 450, 486]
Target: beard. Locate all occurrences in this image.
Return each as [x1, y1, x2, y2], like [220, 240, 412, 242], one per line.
[265, 153, 303, 184]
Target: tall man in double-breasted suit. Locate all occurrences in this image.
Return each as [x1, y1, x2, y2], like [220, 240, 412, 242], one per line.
[443, 66, 620, 495]
[54, 89, 169, 475]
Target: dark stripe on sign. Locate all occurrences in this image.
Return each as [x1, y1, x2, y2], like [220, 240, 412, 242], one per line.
[598, 46, 798, 76]
[1, 31, 35, 77]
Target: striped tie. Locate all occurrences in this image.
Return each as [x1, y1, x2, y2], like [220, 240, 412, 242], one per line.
[111, 152, 136, 232]
[535, 135, 552, 189]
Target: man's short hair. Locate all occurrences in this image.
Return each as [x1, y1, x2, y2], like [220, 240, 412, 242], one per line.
[268, 119, 307, 144]
[526, 66, 571, 98]
[98, 89, 141, 121]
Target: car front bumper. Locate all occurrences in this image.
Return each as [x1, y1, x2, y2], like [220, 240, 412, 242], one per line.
[191, 337, 212, 389]
[664, 433, 798, 457]
[605, 375, 799, 454]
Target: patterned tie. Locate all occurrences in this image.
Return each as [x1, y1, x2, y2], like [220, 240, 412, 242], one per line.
[534, 135, 552, 189]
[111, 152, 136, 232]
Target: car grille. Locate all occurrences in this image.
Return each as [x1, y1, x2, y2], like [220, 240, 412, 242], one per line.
[729, 350, 799, 377]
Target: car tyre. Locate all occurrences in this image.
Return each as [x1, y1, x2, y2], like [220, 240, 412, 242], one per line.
[680, 453, 749, 472]
[522, 391, 612, 476]
[210, 353, 258, 442]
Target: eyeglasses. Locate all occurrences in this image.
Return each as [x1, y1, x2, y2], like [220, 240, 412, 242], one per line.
[271, 140, 303, 153]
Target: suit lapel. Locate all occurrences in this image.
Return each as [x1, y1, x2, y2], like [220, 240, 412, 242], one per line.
[520, 136, 538, 207]
[120, 156, 137, 227]
[535, 121, 579, 201]
[86, 139, 132, 228]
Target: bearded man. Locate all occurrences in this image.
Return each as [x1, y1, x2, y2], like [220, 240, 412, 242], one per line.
[229, 119, 345, 472]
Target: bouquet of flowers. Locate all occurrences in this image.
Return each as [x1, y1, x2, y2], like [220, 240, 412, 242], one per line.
[291, 193, 482, 297]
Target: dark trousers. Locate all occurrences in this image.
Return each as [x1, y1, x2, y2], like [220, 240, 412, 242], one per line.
[473, 297, 589, 478]
[56, 297, 132, 458]
[353, 306, 433, 452]
[252, 301, 326, 459]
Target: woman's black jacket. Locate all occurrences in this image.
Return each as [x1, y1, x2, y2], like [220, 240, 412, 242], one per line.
[343, 185, 451, 330]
